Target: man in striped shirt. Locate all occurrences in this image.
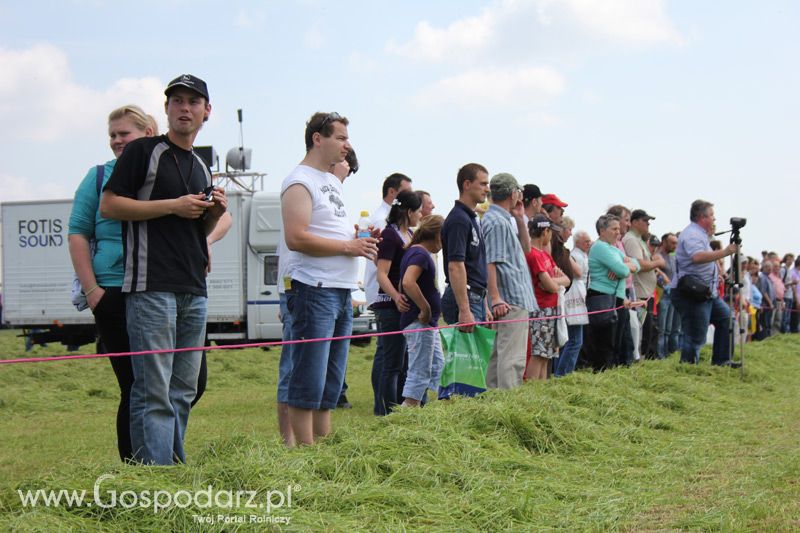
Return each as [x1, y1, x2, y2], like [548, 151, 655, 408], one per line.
[483, 172, 538, 389]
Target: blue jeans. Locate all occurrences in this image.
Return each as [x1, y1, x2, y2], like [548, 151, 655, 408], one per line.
[372, 307, 406, 416]
[287, 281, 351, 410]
[760, 308, 773, 338]
[402, 322, 444, 401]
[277, 293, 293, 403]
[441, 286, 486, 325]
[370, 333, 385, 415]
[555, 324, 583, 377]
[657, 291, 681, 358]
[126, 291, 206, 465]
[670, 291, 731, 365]
[782, 299, 794, 333]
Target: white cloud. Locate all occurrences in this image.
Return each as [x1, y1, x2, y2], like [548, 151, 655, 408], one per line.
[560, 0, 683, 45]
[387, 12, 495, 62]
[414, 66, 565, 109]
[0, 172, 74, 202]
[0, 44, 164, 142]
[389, 0, 683, 63]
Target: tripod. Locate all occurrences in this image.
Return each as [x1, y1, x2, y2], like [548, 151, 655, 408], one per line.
[715, 218, 747, 376]
[724, 230, 745, 377]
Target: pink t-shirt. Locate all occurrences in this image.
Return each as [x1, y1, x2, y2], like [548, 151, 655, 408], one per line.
[769, 272, 785, 299]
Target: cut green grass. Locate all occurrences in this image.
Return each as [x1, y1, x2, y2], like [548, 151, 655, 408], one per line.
[0, 329, 798, 531]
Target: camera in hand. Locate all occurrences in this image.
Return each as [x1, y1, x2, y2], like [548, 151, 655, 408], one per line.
[202, 185, 215, 202]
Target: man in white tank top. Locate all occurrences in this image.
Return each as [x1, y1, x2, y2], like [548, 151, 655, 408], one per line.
[280, 112, 379, 446]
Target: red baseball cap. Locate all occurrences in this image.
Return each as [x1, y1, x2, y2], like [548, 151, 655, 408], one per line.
[541, 193, 567, 208]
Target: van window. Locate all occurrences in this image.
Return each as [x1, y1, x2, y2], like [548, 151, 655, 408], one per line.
[263, 255, 278, 286]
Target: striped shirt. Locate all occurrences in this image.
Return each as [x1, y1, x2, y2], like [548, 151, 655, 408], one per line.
[482, 204, 538, 311]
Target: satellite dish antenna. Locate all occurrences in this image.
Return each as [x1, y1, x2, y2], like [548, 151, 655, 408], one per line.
[226, 147, 252, 170]
[225, 108, 251, 171]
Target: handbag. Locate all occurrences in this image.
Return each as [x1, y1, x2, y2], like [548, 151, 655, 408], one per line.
[438, 325, 496, 399]
[586, 278, 622, 328]
[564, 279, 589, 326]
[70, 165, 104, 311]
[556, 286, 569, 347]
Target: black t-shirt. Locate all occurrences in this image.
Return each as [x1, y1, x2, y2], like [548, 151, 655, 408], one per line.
[372, 224, 412, 310]
[441, 200, 487, 291]
[104, 135, 211, 296]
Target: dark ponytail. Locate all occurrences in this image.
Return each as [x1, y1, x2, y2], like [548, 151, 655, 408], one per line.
[386, 190, 422, 227]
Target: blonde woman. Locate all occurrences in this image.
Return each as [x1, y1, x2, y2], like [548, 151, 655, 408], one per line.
[400, 215, 445, 406]
[68, 106, 155, 462]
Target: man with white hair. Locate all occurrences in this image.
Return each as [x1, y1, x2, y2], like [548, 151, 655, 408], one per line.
[571, 230, 591, 285]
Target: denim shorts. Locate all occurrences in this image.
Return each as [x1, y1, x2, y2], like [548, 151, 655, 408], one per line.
[287, 280, 353, 410]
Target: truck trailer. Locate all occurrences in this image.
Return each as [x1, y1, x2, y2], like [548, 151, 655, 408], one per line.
[0, 189, 375, 349]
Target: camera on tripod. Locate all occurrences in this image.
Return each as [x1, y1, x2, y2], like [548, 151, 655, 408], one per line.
[729, 217, 746, 244]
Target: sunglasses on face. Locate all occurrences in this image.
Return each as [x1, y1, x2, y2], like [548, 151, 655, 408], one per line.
[319, 112, 342, 131]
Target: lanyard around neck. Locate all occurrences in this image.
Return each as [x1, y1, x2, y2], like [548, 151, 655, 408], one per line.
[170, 149, 195, 194]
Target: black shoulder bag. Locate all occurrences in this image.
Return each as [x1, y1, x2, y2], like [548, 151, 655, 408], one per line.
[675, 259, 712, 302]
[586, 275, 622, 327]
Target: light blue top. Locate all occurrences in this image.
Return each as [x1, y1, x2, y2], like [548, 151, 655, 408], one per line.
[750, 283, 762, 309]
[588, 240, 631, 298]
[482, 204, 537, 311]
[68, 160, 124, 287]
[670, 221, 718, 297]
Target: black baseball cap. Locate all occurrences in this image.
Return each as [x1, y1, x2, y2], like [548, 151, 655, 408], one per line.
[630, 209, 656, 221]
[528, 214, 565, 237]
[522, 184, 542, 203]
[165, 74, 209, 101]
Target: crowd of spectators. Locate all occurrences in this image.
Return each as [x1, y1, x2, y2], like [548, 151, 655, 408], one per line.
[271, 113, 796, 447]
[355, 166, 799, 414]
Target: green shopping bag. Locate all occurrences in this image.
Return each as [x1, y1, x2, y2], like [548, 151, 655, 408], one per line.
[438, 325, 497, 399]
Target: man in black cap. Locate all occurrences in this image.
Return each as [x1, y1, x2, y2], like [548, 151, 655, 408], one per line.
[623, 209, 666, 359]
[522, 184, 543, 225]
[101, 74, 227, 465]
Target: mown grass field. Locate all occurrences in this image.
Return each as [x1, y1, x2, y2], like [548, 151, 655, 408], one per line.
[0, 328, 798, 531]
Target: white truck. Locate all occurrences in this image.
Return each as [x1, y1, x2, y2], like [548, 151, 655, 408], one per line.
[0, 188, 375, 349]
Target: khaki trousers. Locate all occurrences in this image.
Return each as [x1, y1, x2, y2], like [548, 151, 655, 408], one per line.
[486, 305, 530, 389]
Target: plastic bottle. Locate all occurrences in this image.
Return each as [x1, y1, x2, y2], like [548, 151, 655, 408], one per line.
[357, 211, 371, 238]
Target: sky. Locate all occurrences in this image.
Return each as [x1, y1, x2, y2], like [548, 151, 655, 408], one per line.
[1, 0, 798, 258]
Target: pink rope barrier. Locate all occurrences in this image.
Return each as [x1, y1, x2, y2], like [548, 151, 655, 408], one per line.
[0, 300, 648, 366]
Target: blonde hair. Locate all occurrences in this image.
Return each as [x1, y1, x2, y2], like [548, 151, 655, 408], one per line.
[108, 105, 154, 134]
[146, 114, 160, 135]
[561, 216, 575, 230]
[409, 214, 444, 247]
